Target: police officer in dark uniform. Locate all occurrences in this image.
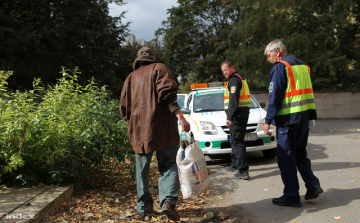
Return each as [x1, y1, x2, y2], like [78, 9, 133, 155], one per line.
[263, 39, 323, 207]
[221, 60, 251, 180]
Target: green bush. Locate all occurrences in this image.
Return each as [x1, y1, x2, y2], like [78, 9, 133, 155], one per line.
[0, 68, 134, 187]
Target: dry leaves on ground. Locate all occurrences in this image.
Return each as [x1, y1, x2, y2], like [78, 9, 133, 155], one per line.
[43, 160, 232, 222]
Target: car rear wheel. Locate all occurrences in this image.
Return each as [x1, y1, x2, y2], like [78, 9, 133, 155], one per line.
[262, 148, 277, 159]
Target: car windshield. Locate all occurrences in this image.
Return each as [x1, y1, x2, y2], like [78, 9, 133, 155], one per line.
[177, 95, 186, 108]
[193, 90, 259, 112]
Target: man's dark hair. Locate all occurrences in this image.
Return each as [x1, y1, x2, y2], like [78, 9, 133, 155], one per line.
[221, 60, 233, 67]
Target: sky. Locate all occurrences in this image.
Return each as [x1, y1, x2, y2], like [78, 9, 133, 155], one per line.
[109, 0, 179, 41]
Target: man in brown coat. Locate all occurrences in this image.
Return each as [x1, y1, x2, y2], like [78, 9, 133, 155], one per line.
[120, 47, 190, 221]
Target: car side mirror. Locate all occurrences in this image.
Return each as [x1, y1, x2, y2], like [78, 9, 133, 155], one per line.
[180, 108, 191, 115]
[260, 102, 266, 108]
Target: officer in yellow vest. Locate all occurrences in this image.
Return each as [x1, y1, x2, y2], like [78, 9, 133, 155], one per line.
[221, 60, 251, 180]
[263, 39, 323, 207]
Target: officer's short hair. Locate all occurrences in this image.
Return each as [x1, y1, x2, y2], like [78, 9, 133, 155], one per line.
[264, 39, 287, 55]
[221, 60, 233, 67]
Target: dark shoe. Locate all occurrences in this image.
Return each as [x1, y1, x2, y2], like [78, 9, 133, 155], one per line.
[225, 166, 237, 172]
[272, 196, 302, 207]
[234, 171, 250, 180]
[162, 201, 180, 221]
[305, 185, 323, 200]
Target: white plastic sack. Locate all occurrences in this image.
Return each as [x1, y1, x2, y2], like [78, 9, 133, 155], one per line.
[176, 136, 210, 199]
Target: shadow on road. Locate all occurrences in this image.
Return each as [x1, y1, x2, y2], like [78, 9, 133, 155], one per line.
[204, 142, 358, 198]
[198, 187, 360, 223]
[250, 161, 360, 182]
[205, 142, 328, 168]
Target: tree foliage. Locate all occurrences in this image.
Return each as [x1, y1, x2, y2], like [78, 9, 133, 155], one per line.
[158, 0, 360, 91]
[228, 0, 360, 90]
[156, 0, 241, 88]
[0, 0, 130, 96]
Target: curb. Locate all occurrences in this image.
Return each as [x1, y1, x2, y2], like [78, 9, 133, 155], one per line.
[0, 185, 74, 223]
[32, 185, 74, 223]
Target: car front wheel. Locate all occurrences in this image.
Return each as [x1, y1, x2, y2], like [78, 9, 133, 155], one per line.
[262, 148, 277, 159]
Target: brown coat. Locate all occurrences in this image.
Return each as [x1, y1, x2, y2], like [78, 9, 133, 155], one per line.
[120, 62, 180, 154]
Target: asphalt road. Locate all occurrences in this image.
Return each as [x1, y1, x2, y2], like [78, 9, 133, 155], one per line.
[202, 119, 360, 223]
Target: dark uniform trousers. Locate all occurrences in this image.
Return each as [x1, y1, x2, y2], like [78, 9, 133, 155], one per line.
[277, 120, 320, 200]
[229, 112, 249, 174]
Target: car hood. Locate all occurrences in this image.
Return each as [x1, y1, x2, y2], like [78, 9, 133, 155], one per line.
[192, 109, 265, 126]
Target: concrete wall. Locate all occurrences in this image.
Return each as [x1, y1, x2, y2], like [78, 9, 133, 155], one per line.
[252, 91, 360, 119]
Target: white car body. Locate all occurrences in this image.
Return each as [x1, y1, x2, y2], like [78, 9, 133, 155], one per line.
[178, 85, 277, 158]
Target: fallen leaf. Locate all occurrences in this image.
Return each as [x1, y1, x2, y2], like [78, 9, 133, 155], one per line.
[334, 216, 341, 220]
[264, 189, 269, 191]
[351, 176, 355, 178]
[61, 202, 67, 206]
[275, 217, 281, 220]
[350, 163, 354, 166]
[219, 214, 230, 220]
[204, 212, 214, 219]
[124, 209, 133, 217]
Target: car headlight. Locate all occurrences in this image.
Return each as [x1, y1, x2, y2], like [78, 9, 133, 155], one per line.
[200, 121, 218, 135]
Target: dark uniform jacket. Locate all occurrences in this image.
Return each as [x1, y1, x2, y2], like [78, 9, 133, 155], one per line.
[120, 62, 180, 154]
[226, 72, 250, 121]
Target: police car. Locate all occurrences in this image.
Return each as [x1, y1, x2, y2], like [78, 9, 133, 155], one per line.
[177, 94, 187, 109]
[179, 82, 277, 159]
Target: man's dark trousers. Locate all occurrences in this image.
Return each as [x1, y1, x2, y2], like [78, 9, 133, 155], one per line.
[276, 120, 320, 200]
[229, 112, 249, 174]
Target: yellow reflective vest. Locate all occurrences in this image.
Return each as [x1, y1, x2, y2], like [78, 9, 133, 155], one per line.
[224, 74, 251, 110]
[276, 60, 316, 116]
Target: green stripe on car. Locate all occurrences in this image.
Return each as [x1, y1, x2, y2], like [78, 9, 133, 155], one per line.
[199, 136, 276, 149]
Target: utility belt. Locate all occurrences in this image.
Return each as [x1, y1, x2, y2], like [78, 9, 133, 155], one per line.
[233, 108, 249, 122]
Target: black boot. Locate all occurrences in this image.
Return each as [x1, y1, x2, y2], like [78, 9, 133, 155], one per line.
[234, 171, 250, 180]
[272, 195, 302, 207]
[305, 185, 323, 200]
